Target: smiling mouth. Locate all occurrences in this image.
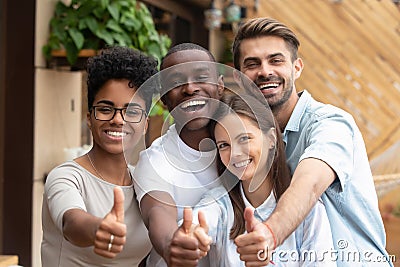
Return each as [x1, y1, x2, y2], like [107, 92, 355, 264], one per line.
[180, 99, 207, 112]
[106, 131, 127, 137]
[233, 159, 252, 168]
[259, 83, 280, 91]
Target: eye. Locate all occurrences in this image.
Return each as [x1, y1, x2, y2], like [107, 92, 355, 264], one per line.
[125, 108, 141, 117]
[239, 135, 250, 142]
[172, 79, 183, 85]
[166, 79, 185, 89]
[217, 142, 230, 150]
[195, 75, 210, 82]
[270, 58, 285, 65]
[96, 106, 113, 114]
[244, 61, 259, 69]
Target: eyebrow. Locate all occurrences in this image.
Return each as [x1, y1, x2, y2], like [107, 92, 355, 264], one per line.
[127, 102, 143, 108]
[243, 53, 286, 63]
[95, 100, 143, 108]
[95, 100, 114, 106]
[267, 52, 285, 59]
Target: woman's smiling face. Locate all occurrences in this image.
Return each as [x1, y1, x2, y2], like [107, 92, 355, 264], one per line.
[214, 113, 272, 183]
[87, 79, 148, 155]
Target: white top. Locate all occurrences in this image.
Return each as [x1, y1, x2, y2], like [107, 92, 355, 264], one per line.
[134, 124, 233, 267]
[41, 161, 151, 267]
[188, 185, 336, 267]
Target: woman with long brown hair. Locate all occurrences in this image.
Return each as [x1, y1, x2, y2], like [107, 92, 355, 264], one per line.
[186, 92, 335, 266]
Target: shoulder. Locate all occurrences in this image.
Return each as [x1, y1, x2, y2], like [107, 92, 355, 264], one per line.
[137, 124, 178, 162]
[303, 91, 355, 123]
[46, 161, 86, 181]
[196, 186, 231, 208]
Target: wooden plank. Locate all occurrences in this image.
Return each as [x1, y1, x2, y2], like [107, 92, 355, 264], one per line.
[0, 255, 18, 267]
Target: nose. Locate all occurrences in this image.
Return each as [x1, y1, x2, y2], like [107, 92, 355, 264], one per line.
[258, 61, 274, 77]
[231, 143, 244, 157]
[181, 81, 200, 96]
[110, 109, 125, 124]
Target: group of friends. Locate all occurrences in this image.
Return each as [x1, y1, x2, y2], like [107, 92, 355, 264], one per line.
[41, 17, 393, 266]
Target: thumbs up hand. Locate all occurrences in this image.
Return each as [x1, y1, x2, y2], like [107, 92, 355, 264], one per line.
[234, 207, 275, 266]
[167, 207, 212, 267]
[94, 186, 127, 258]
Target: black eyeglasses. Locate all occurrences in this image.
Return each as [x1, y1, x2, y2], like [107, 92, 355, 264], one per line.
[92, 105, 146, 123]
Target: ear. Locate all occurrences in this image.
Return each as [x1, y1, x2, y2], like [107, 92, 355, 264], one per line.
[233, 69, 243, 86]
[143, 117, 149, 135]
[86, 111, 92, 130]
[217, 75, 224, 96]
[293, 58, 304, 80]
[268, 128, 277, 149]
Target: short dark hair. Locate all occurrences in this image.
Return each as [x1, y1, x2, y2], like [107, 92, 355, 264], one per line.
[233, 17, 300, 69]
[160, 42, 215, 70]
[86, 46, 158, 113]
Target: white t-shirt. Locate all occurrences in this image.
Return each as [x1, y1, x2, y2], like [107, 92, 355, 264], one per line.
[134, 124, 234, 267]
[41, 161, 151, 267]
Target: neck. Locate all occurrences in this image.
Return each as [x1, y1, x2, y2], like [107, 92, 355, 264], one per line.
[272, 90, 299, 132]
[178, 125, 214, 151]
[242, 175, 272, 208]
[87, 149, 130, 186]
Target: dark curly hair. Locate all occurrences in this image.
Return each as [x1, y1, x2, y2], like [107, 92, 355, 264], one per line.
[86, 46, 158, 113]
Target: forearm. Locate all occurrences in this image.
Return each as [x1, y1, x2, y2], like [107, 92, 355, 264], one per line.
[63, 208, 102, 247]
[141, 192, 179, 260]
[147, 205, 179, 258]
[266, 180, 319, 246]
[265, 158, 335, 247]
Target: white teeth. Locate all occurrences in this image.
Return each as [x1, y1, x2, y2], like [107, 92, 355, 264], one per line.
[181, 100, 206, 109]
[260, 83, 279, 89]
[106, 131, 126, 137]
[233, 159, 251, 168]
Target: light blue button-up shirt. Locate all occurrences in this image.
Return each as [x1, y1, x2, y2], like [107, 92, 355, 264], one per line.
[283, 90, 392, 266]
[191, 185, 336, 266]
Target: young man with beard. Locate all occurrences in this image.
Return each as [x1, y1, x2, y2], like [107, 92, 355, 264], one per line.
[133, 43, 225, 266]
[232, 17, 392, 266]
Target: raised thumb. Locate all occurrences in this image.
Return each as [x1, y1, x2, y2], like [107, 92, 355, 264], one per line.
[112, 186, 125, 223]
[244, 207, 257, 233]
[182, 207, 193, 234]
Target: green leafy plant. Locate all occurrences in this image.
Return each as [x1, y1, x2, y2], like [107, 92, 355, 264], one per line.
[149, 99, 174, 125]
[42, 0, 171, 66]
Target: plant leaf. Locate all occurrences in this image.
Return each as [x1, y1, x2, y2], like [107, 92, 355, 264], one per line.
[83, 16, 98, 34]
[100, 0, 109, 10]
[65, 41, 79, 65]
[68, 28, 84, 49]
[96, 27, 114, 45]
[147, 42, 161, 59]
[107, 2, 120, 22]
[106, 19, 123, 33]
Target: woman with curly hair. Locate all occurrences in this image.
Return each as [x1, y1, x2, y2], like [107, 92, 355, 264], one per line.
[41, 46, 158, 266]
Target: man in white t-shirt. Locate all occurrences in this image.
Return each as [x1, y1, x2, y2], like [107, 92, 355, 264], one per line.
[133, 43, 228, 266]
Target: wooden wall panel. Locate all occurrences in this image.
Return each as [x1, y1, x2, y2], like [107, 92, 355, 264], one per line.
[253, 0, 400, 159]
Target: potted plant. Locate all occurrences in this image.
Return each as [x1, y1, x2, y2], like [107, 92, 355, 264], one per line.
[42, 0, 171, 67]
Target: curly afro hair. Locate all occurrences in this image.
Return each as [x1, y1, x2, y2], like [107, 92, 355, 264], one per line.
[86, 46, 158, 113]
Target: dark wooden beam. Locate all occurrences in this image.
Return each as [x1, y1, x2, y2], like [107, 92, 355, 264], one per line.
[0, 0, 35, 265]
